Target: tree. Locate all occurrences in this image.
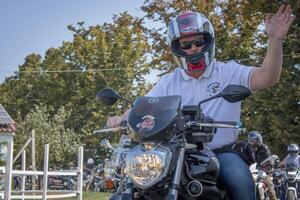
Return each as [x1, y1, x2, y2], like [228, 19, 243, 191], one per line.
[0, 12, 151, 158]
[14, 105, 80, 169]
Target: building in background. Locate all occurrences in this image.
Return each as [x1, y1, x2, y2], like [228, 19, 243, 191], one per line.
[0, 105, 16, 192]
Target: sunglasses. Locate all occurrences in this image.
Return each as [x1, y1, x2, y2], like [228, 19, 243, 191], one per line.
[179, 38, 205, 50]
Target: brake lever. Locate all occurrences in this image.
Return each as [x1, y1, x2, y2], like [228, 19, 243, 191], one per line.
[100, 138, 130, 153]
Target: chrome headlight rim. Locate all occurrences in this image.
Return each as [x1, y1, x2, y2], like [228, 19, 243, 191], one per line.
[125, 144, 172, 189]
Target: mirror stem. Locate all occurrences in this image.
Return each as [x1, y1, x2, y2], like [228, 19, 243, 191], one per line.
[198, 94, 221, 106]
[120, 96, 133, 107]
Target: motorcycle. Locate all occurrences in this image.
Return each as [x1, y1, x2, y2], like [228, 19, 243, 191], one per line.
[14, 176, 32, 190]
[82, 167, 97, 192]
[48, 174, 69, 190]
[98, 131, 131, 192]
[252, 155, 279, 200]
[273, 168, 285, 199]
[283, 163, 300, 200]
[96, 84, 251, 200]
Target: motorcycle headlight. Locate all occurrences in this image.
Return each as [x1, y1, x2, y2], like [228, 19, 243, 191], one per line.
[257, 170, 267, 180]
[125, 144, 172, 189]
[287, 170, 296, 179]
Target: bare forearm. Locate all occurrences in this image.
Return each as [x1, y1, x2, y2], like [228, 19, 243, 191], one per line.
[261, 38, 283, 84]
[251, 4, 295, 91]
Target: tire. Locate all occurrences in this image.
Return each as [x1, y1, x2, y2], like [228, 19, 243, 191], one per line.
[286, 190, 296, 200]
[25, 180, 32, 190]
[70, 183, 77, 191]
[256, 185, 262, 200]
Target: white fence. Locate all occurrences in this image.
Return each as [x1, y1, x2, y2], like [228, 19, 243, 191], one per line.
[1, 143, 83, 200]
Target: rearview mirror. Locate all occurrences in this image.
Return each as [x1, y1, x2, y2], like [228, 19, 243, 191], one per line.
[221, 85, 252, 103]
[96, 88, 133, 106]
[198, 85, 251, 106]
[96, 88, 120, 106]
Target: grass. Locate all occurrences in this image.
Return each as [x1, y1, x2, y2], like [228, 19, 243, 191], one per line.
[57, 192, 111, 200]
[83, 192, 110, 200]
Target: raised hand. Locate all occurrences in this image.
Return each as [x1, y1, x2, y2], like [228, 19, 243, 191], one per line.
[265, 5, 296, 40]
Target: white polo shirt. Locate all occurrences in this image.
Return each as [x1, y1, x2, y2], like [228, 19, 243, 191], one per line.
[147, 60, 254, 150]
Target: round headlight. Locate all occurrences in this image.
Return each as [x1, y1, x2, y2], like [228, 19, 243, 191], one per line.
[257, 170, 267, 180]
[125, 145, 172, 189]
[287, 170, 296, 179]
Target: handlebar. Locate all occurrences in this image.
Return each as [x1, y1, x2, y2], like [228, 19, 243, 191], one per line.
[93, 127, 127, 135]
[213, 121, 242, 126]
[95, 121, 242, 136]
[186, 121, 242, 129]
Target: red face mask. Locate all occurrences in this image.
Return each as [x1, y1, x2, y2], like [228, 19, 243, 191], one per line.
[187, 58, 206, 71]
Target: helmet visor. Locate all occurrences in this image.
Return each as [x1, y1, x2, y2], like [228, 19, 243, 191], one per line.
[168, 12, 212, 42]
[177, 13, 199, 36]
[289, 151, 298, 156]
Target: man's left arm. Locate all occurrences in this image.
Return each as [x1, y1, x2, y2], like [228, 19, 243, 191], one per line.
[250, 5, 295, 91]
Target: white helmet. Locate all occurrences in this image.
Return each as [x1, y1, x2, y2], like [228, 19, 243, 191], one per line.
[287, 143, 299, 156]
[167, 11, 215, 71]
[87, 158, 94, 165]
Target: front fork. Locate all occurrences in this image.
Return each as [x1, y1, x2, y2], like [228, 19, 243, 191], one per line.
[120, 178, 133, 200]
[166, 147, 186, 200]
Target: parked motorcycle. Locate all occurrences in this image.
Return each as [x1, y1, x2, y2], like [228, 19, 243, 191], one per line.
[98, 132, 131, 192]
[82, 167, 97, 192]
[14, 176, 32, 190]
[48, 174, 69, 190]
[96, 84, 251, 200]
[93, 164, 116, 192]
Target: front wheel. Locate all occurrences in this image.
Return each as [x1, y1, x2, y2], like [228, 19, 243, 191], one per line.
[256, 184, 264, 200]
[286, 189, 296, 200]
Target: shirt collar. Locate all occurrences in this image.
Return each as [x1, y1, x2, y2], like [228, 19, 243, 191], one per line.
[179, 59, 215, 81]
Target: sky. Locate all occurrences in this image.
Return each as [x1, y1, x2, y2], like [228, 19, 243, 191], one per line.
[0, 0, 146, 83]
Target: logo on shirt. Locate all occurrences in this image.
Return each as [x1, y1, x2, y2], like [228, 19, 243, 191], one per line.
[207, 82, 222, 96]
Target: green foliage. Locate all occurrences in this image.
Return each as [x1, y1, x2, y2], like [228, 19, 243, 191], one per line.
[14, 105, 80, 169]
[59, 192, 110, 200]
[83, 192, 110, 200]
[0, 12, 151, 162]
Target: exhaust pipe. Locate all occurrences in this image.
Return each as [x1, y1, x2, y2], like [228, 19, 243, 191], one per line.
[187, 180, 203, 197]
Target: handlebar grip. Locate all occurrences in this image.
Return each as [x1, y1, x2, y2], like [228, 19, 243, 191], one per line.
[213, 121, 241, 126]
[120, 120, 128, 127]
[93, 127, 125, 135]
[194, 122, 242, 129]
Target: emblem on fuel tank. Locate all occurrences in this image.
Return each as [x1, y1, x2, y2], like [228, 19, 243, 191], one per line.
[137, 115, 155, 132]
[148, 97, 159, 104]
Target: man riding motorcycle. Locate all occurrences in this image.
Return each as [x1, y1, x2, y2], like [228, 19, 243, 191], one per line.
[278, 144, 300, 200]
[248, 131, 277, 200]
[281, 144, 300, 169]
[107, 5, 295, 200]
